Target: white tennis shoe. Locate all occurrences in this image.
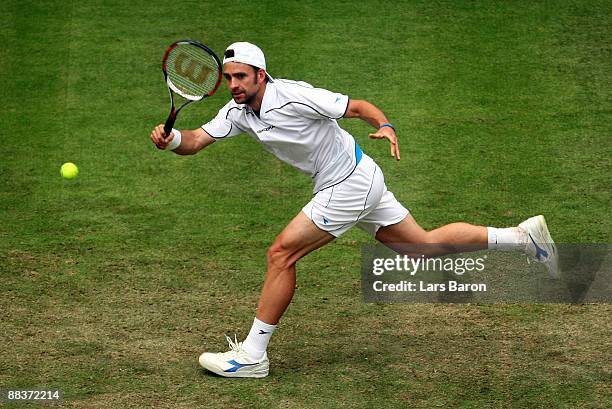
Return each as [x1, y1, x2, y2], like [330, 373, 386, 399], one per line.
[198, 335, 269, 378]
[519, 215, 560, 278]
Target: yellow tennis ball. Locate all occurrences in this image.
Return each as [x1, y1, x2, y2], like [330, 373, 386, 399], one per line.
[60, 162, 79, 180]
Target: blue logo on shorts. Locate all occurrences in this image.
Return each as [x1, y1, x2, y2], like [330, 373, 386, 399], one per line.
[323, 216, 329, 225]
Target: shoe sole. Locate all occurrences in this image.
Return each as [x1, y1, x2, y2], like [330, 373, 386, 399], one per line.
[520, 215, 560, 278]
[198, 355, 269, 378]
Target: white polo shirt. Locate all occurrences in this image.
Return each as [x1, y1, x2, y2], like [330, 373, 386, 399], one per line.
[201, 79, 361, 193]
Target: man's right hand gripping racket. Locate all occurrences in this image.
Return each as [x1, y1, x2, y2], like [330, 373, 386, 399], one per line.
[161, 40, 222, 139]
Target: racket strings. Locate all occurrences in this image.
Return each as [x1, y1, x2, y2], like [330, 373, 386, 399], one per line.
[166, 44, 219, 99]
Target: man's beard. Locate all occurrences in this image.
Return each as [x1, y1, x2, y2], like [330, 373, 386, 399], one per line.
[241, 90, 257, 105]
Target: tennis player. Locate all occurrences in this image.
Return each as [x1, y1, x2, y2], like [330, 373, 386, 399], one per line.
[150, 42, 559, 378]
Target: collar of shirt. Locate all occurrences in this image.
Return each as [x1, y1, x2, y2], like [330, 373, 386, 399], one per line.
[255, 81, 277, 118]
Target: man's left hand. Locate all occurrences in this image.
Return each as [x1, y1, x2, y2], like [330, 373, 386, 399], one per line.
[369, 127, 400, 161]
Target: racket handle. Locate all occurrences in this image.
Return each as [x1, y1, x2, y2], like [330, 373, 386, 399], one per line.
[163, 108, 177, 138]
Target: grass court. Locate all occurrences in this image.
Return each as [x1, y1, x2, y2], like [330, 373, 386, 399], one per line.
[1, 1, 610, 407]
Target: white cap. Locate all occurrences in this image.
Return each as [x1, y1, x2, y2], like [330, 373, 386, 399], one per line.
[223, 42, 274, 82]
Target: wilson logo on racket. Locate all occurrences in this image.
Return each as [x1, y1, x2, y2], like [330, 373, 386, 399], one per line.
[175, 52, 213, 85]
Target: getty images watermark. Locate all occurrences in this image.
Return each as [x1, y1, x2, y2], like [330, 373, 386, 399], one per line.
[361, 244, 611, 303]
[372, 253, 488, 293]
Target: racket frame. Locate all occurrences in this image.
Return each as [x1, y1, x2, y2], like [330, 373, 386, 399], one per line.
[161, 40, 222, 137]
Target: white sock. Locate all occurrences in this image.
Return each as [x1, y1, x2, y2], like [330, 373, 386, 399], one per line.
[242, 318, 276, 360]
[487, 227, 528, 251]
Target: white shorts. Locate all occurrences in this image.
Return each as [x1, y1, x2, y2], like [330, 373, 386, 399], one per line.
[302, 154, 409, 237]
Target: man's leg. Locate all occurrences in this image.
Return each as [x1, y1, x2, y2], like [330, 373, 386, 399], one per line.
[254, 211, 335, 325]
[375, 214, 488, 256]
[374, 214, 558, 277]
[198, 211, 334, 378]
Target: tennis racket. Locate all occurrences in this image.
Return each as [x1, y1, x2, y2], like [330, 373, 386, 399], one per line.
[161, 40, 222, 137]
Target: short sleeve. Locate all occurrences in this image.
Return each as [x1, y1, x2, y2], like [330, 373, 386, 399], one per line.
[201, 101, 243, 139]
[288, 84, 349, 120]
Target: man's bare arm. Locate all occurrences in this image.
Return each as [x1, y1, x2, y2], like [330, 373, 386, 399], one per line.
[344, 99, 400, 161]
